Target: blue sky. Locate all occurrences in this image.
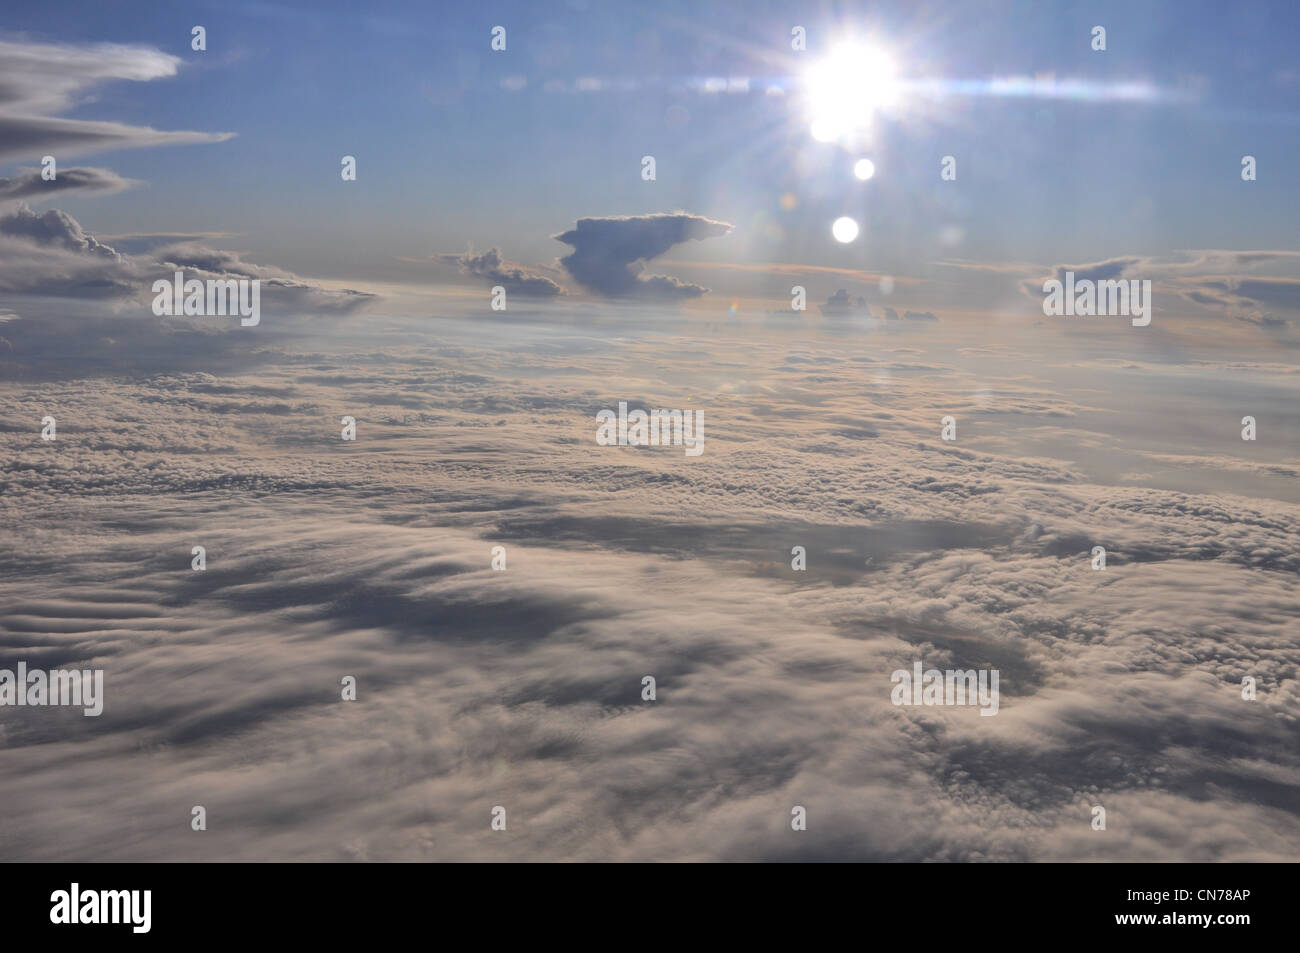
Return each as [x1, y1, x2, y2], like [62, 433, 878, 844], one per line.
[5, 0, 1298, 297]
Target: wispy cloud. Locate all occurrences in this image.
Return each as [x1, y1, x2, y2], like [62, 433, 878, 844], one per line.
[0, 40, 235, 161]
[0, 165, 138, 201]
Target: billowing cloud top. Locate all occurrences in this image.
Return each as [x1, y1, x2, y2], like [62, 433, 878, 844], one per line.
[0, 200, 377, 346]
[553, 213, 732, 298]
[0, 202, 131, 297]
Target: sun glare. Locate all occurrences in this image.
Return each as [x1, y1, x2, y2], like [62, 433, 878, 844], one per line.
[806, 42, 900, 142]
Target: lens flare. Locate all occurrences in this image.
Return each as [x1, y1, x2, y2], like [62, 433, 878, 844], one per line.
[831, 216, 859, 243]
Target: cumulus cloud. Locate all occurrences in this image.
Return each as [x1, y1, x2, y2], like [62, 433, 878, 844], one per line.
[0, 203, 135, 297]
[553, 213, 732, 298]
[0, 202, 376, 377]
[0, 40, 235, 161]
[0, 166, 138, 201]
[0, 203, 375, 316]
[820, 288, 871, 316]
[439, 247, 564, 297]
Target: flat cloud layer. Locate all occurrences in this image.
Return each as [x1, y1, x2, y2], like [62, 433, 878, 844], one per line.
[0, 308, 1296, 861]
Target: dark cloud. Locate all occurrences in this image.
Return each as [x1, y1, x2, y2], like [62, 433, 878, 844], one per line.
[439, 247, 564, 297]
[903, 310, 940, 322]
[553, 213, 732, 298]
[820, 289, 871, 316]
[0, 166, 137, 201]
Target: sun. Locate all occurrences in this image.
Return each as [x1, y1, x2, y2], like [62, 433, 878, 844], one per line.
[805, 41, 900, 142]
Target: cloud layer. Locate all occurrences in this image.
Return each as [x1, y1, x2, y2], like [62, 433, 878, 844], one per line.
[1, 310, 1296, 861]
